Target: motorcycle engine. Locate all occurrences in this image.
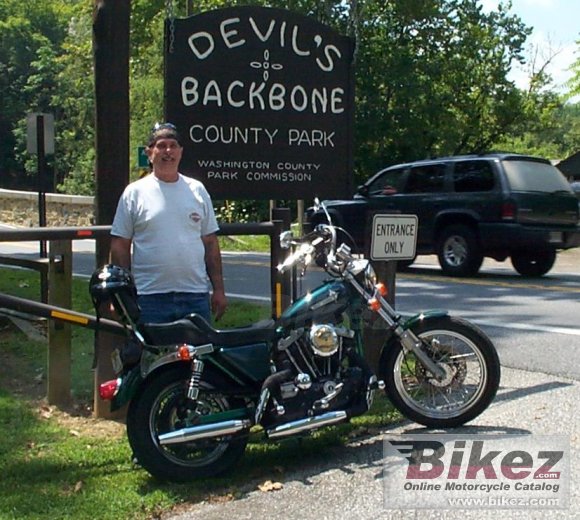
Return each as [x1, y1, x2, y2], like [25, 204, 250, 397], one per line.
[264, 324, 368, 426]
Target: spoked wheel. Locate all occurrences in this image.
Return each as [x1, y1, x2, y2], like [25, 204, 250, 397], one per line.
[127, 366, 248, 482]
[383, 316, 500, 428]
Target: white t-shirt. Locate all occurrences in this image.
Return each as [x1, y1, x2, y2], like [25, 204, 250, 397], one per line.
[111, 173, 219, 294]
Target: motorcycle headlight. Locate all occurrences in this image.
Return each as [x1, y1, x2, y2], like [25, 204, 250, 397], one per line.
[364, 262, 377, 292]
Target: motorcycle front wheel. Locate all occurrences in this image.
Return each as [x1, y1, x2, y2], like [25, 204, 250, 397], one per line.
[383, 316, 500, 428]
[126, 365, 248, 482]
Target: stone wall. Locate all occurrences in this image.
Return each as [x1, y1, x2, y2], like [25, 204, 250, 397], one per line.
[0, 189, 95, 227]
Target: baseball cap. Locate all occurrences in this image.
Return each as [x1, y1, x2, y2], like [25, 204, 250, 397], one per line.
[147, 122, 182, 147]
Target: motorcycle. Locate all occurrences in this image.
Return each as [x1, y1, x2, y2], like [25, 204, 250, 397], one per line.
[90, 201, 500, 482]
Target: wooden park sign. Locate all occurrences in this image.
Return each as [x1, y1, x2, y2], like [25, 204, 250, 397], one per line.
[164, 6, 354, 199]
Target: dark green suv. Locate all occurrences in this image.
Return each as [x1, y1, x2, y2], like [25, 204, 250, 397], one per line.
[306, 153, 580, 277]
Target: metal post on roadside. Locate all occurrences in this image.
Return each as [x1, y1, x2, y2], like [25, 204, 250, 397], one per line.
[362, 211, 409, 373]
[27, 113, 55, 259]
[27, 113, 55, 302]
[271, 207, 292, 318]
[36, 115, 48, 259]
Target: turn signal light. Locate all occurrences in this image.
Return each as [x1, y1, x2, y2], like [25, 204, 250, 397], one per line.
[368, 298, 381, 312]
[178, 345, 193, 360]
[375, 283, 387, 297]
[99, 379, 119, 400]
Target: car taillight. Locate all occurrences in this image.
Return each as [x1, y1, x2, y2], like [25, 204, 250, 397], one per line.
[99, 378, 120, 400]
[501, 201, 516, 220]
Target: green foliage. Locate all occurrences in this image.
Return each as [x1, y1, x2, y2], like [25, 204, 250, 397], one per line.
[218, 234, 271, 252]
[496, 101, 580, 158]
[568, 35, 580, 101]
[1, 0, 579, 197]
[352, 0, 533, 178]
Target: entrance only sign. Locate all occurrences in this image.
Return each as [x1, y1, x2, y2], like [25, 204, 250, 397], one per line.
[370, 214, 418, 261]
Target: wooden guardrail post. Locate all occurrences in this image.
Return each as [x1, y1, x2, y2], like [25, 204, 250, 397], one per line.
[47, 240, 72, 405]
[93, 322, 126, 419]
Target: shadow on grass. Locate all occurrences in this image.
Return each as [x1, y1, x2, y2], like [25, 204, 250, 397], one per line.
[129, 399, 401, 509]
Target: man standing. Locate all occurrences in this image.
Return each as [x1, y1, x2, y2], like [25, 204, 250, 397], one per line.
[110, 123, 227, 323]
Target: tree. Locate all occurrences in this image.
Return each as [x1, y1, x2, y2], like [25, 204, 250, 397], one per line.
[0, 0, 73, 187]
[568, 36, 580, 102]
[351, 0, 533, 181]
[496, 39, 580, 159]
[1, 0, 575, 197]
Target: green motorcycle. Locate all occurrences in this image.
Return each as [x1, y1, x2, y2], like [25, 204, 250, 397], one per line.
[91, 203, 500, 482]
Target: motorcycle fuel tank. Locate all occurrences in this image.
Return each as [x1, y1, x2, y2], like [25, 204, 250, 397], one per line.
[278, 281, 350, 328]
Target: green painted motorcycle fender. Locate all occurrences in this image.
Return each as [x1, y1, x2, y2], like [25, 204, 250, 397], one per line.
[109, 350, 262, 412]
[110, 366, 142, 412]
[377, 310, 448, 380]
[399, 310, 448, 330]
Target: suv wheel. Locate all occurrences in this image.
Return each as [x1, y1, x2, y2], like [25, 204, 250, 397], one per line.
[437, 225, 483, 277]
[511, 249, 556, 277]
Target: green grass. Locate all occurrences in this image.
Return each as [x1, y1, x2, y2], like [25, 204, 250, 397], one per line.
[0, 386, 399, 520]
[0, 268, 401, 519]
[0, 267, 272, 401]
[219, 234, 270, 252]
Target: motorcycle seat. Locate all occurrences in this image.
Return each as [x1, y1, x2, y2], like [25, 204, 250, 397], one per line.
[140, 313, 278, 347]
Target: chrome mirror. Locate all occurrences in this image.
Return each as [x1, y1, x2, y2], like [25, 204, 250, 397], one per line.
[279, 230, 294, 250]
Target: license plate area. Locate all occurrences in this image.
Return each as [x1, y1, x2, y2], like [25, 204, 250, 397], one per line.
[548, 231, 563, 244]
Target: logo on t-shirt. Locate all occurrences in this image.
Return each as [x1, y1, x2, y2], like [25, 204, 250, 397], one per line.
[189, 212, 201, 223]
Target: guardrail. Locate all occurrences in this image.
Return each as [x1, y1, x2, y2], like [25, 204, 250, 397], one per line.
[0, 216, 292, 416]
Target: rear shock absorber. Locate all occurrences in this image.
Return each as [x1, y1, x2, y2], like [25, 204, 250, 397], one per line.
[187, 359, 204, 401]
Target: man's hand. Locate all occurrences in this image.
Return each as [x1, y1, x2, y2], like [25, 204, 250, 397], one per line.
[211, 290, 227, 321]
[203, 233, 227, 321]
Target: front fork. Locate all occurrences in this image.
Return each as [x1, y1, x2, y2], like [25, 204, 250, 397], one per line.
[349, 275, 447, 381]
[395, 325, 446, 380]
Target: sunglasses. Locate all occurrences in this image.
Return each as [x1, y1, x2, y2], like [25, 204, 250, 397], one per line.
[152, 122, 178, 132]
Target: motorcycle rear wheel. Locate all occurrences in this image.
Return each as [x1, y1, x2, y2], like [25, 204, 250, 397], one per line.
[126, 365, 248, 482]
[383, 316, 500, 428]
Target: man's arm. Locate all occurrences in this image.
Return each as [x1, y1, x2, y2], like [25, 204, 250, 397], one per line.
[110, 236, 132, 269]
[201, 233, 227, 321]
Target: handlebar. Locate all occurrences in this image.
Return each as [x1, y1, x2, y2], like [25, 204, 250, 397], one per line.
[277, 199, 357, 274]
[277, 222, 349, 274]
[277, 242, 315, 273]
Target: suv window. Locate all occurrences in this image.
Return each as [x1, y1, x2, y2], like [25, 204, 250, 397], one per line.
[405, 164, 446, 193]
[502, 159, 572, 193]
[367, 167, 405, 195]
[453, 160, 495, 192]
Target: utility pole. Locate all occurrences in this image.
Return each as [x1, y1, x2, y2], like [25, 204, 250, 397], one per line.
[92, 0, 131, 418]
[93, 0, 130, 264]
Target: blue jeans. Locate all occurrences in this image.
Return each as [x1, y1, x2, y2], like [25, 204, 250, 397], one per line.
[137, 292, 211, 324]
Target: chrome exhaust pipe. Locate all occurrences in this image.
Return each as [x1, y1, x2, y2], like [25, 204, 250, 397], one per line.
[266, 410, 347, 440]
[158, 419, 251, 445]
